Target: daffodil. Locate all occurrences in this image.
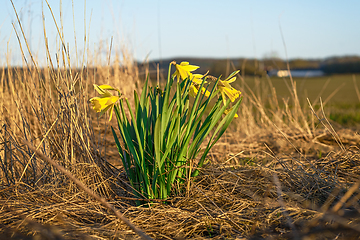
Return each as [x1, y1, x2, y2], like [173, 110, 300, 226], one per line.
[186, 73, 211, 98]
[89, 84, 121, 121]
[172, 61, 199, 81]
[218, 74, 241, 105]
[189, 84, 211, 98]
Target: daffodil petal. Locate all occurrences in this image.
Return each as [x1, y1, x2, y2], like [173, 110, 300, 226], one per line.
[99, 104, 112, 118]
[108, 105, 114, 121]
[93, 84, 106, 95]
[174, 62, 200, 81]
[219, 80, 232, 89]
[189, 85, 198, 98]
[199, 87, 210, 97]
[220, 91, 227, 105]
[94, 84, 120, 97]
[176, 66, 191, 80]
[105, 96, 120, 105]
[99, 84, 121, 94]
[97, 98, 111, 110]
[220, 86, 240, 102]
[98, 84, 115, 90]
[191, 74, 204, 85]
[182, 65, 199, 72]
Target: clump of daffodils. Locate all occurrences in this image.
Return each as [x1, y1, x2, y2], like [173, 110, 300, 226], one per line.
[89, 61, 242, 204]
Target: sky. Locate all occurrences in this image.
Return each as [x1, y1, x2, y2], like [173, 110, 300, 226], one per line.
[0, 0, 360, 66]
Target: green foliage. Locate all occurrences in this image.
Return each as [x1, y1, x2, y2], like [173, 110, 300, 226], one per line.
[111, 64, 242, 204]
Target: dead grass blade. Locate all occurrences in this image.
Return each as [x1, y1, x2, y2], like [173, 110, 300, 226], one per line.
[308, 98, 346, 152]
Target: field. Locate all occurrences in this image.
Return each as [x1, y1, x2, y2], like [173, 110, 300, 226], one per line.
[242, 74, 360, 105]
[240, 74, 360, 127]
[2, 6, 360, 240]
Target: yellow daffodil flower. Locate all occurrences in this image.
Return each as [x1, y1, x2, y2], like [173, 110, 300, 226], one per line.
[186, 73, 211, 98]
[89, 84, 121, 121]
[172, 61, 199, 81]
[218, 75, 241, 105]
[189, 84, 211, 98]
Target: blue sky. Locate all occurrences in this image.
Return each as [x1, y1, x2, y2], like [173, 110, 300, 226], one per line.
[1, 0, 360, 66]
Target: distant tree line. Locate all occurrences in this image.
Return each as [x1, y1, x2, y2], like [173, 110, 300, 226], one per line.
[210, 58, 322, 77]
[319, 56, 360, 74]
[208, 56, 360, 76]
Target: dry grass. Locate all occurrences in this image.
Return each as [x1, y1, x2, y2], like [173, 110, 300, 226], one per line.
[2, 3, 360, 240]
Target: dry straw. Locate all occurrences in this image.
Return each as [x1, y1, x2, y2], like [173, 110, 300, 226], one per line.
[22, 139, 153, 240]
